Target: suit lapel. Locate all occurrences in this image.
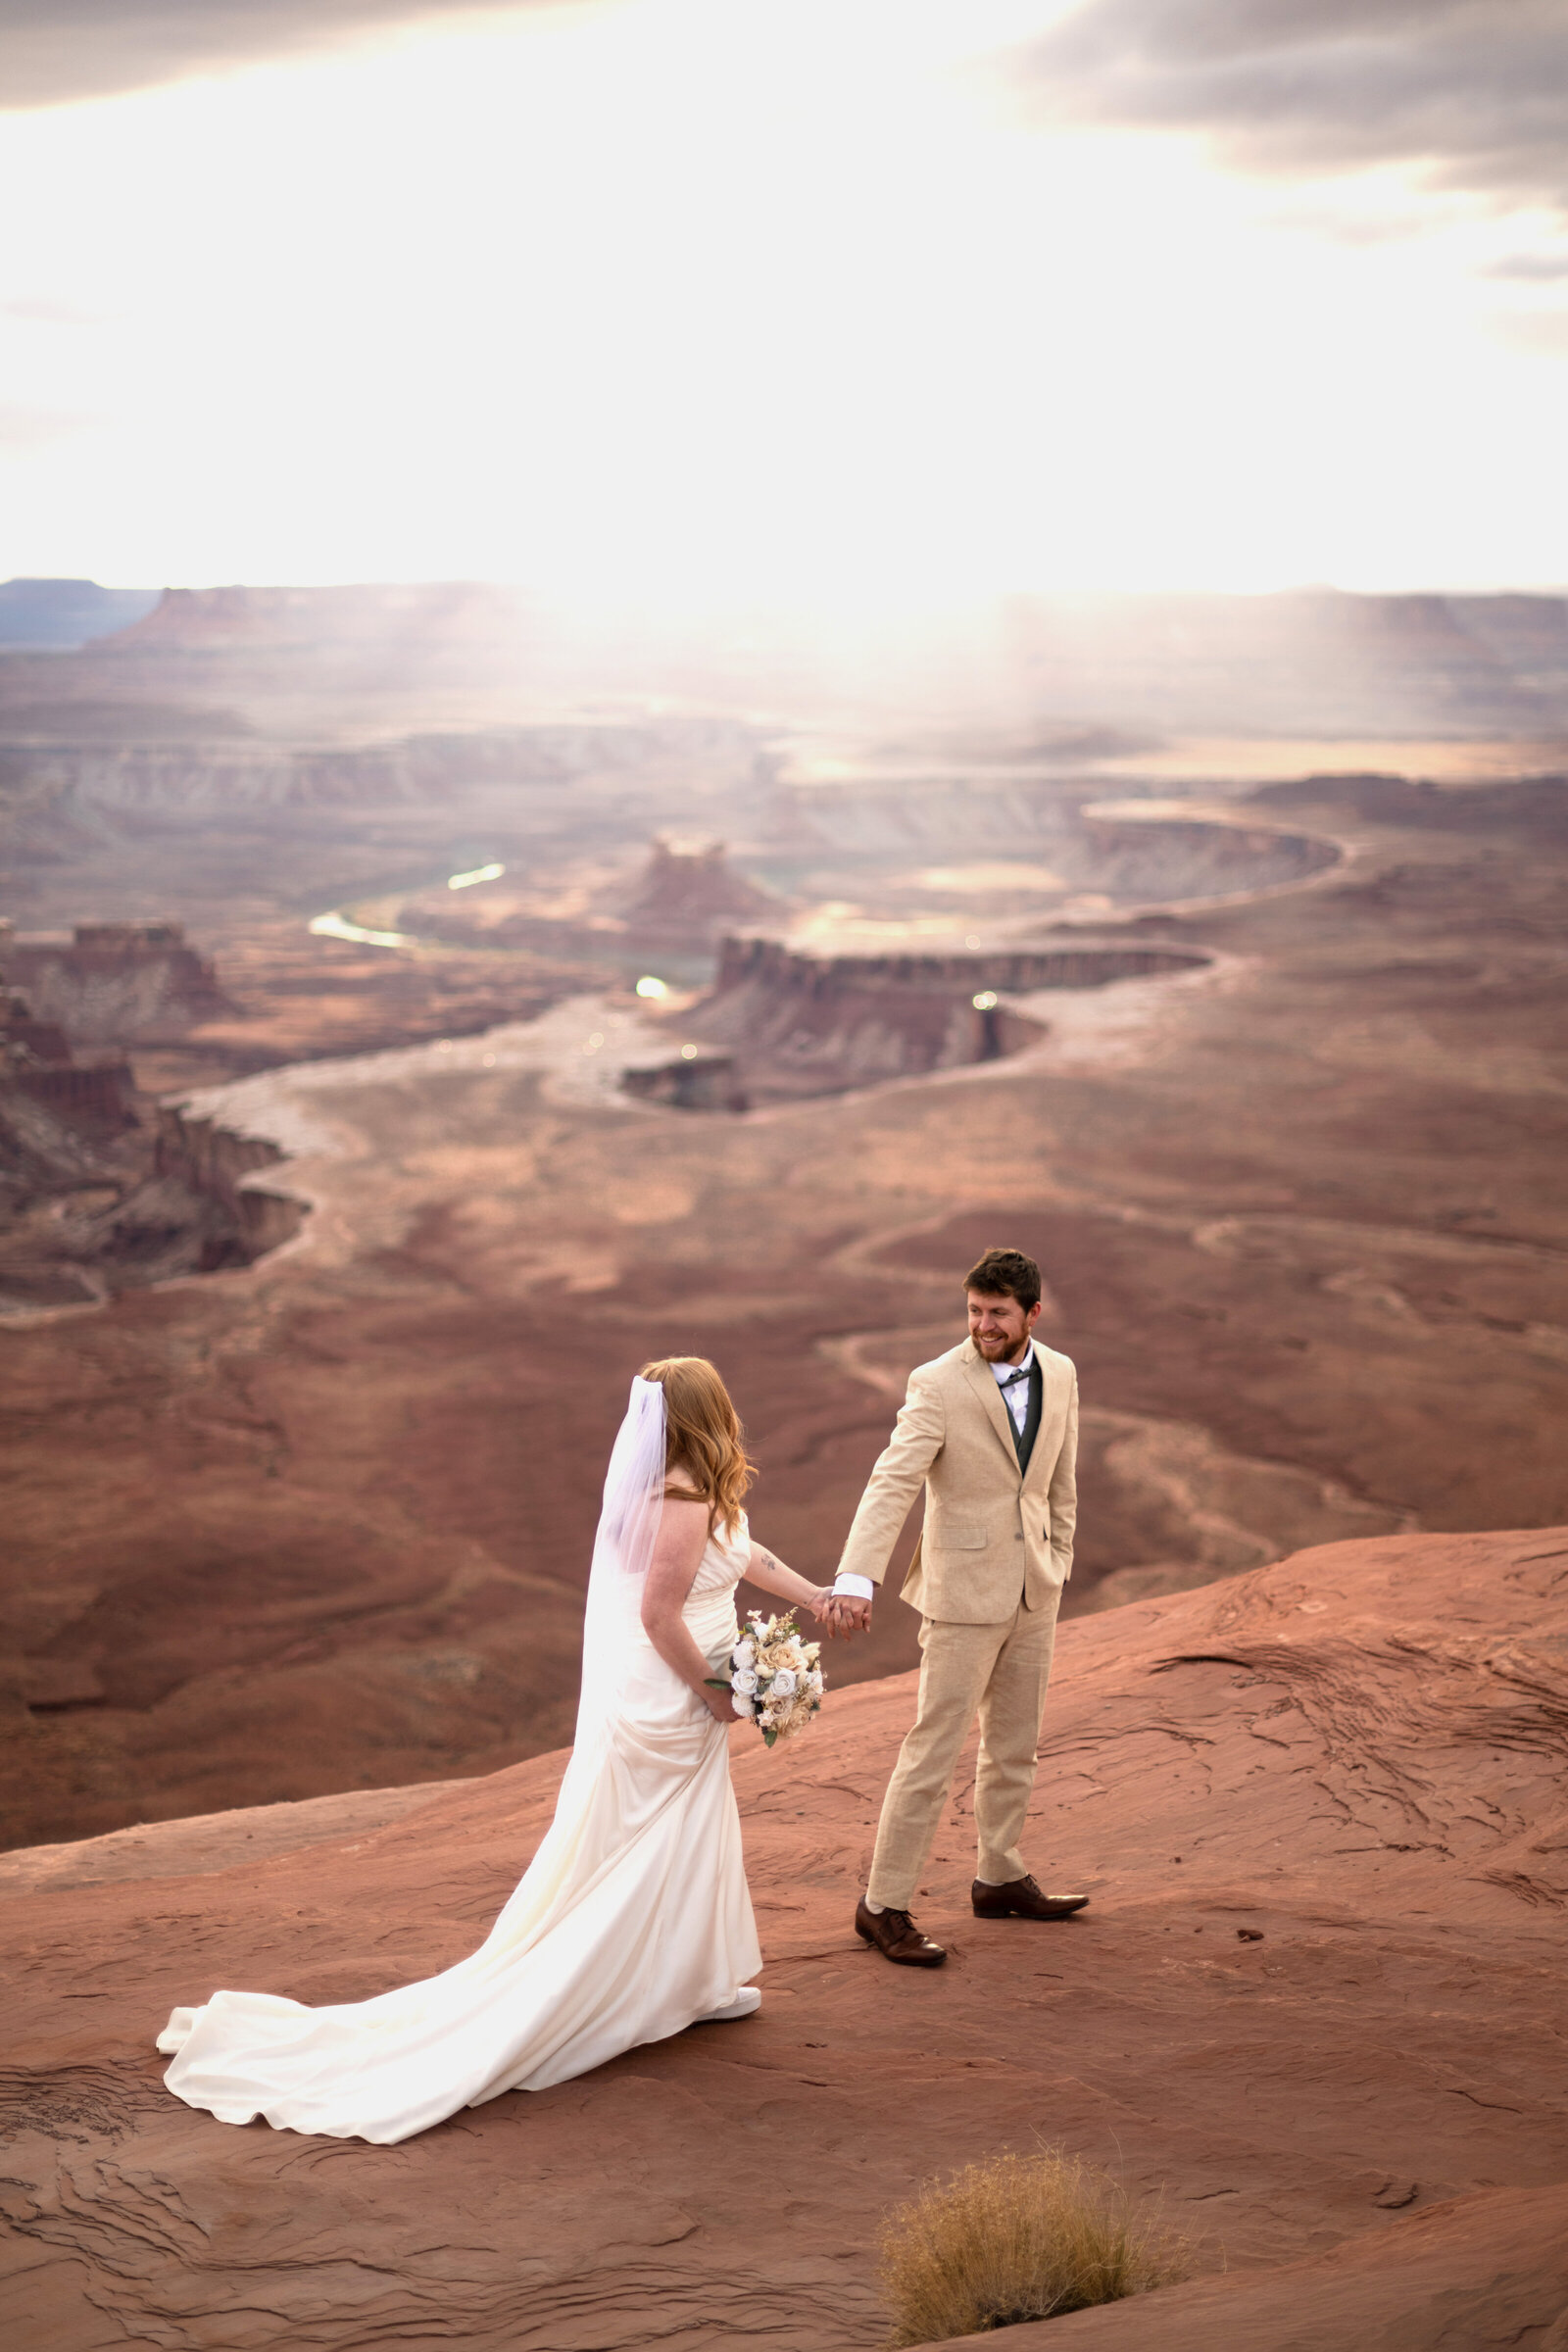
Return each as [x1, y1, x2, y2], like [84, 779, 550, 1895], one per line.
[962, 1343, 1022, 1478]
[1015, 1350, 1044, 1476]
[1020, 1345, 1057, 1492]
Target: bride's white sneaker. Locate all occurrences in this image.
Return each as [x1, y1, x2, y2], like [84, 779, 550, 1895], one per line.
[696, 1986, 761, 2023]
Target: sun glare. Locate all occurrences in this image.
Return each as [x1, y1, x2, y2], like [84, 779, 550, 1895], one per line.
[0, 0, 1562, 595]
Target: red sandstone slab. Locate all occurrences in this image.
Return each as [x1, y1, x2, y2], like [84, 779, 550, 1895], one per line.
[1, 1526, 1564, 2349]
[923, 2181, 1568, 2350]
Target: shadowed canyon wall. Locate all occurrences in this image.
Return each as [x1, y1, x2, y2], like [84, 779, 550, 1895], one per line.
[679, 937, 1212, 1099]
[3, 920, 229, 1042]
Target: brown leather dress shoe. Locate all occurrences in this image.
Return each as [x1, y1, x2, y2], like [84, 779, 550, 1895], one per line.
[855, 1897, 947, 1966]
[971, 1874, 1090, 1921]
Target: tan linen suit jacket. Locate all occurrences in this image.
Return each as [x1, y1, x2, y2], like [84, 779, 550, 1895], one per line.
[837, 1337, 1078, 1622]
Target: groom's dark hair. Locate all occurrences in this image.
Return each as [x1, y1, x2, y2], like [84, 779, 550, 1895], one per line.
[963, 1246, 1042, 1312]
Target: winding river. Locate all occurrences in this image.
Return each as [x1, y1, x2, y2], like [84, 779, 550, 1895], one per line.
[308, 860, 508, 952]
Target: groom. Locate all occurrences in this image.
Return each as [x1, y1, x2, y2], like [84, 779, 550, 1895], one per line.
[825, 1247, 1088, 1967]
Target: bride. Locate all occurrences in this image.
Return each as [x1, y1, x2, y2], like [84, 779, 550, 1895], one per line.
[158, 1357, 836, 2143]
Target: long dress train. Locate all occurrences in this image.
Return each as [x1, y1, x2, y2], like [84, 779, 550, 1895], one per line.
[157, 1516, 760, 2143]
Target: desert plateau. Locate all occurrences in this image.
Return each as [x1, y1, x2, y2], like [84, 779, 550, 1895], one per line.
[3, 1525, 1565, 2347]
[3, 583, 1566, 1843]
[2, 572, 1566, 2343]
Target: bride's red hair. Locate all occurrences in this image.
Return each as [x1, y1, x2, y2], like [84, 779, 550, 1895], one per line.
[639, 1355, 756, 1537]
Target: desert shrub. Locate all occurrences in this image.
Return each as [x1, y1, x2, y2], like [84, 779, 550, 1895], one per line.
[877, 2147, 1191, 2345]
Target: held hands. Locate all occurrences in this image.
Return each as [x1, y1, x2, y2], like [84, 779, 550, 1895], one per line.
[761, 1584, 864, 1640]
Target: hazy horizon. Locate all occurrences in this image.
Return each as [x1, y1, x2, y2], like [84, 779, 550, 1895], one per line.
[9, 574, 1568, 605]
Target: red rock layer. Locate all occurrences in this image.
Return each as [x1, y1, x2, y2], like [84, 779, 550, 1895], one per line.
[2, 1524, 1564, 2348]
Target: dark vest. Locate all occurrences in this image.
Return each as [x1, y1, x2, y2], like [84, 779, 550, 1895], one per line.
[1009, 1352, 1044, 1476]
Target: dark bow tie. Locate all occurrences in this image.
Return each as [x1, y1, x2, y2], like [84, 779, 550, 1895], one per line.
[997, 1361, 1031, 1388]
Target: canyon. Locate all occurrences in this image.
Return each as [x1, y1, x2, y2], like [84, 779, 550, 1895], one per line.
[0, 755, 1561, 1846]
[0, 583, 1563, 1853]
[2, 577, 1565, 2347]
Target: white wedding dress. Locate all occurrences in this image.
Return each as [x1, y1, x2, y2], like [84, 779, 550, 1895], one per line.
[158, 1508, 761, 2143]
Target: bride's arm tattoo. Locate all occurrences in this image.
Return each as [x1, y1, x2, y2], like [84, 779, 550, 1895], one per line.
[746, 1542, 835, 1619]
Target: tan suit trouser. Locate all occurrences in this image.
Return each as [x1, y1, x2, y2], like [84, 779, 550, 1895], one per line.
[867, 1592, 1061, 1911]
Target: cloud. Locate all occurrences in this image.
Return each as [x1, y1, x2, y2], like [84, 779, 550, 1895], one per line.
[0, 402, 99, 446]
[1479, 251, 1568, 282]
[1488, 306, 1568, 359]
[0, 1, 560, 112]
[1007, 0, 1568, 220]
[2, 294, 112, 323]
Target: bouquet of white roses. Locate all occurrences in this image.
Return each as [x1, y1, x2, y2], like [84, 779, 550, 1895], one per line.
[709, 1609, 824, 1746]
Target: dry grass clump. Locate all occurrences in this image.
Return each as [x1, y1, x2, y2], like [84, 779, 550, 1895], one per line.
[877, 2148, 1192, 2345]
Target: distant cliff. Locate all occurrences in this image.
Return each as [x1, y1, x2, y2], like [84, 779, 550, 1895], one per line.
[0, 718, 753, 829]
[80, 580, 1568, 735]
[0, 577, 160, 649]
[649, 936, 1211, 1102]
[7, 582, 1565, 762]
[0, 933, 298, 1309]
[613, 838, 780, 949]
[770, 789, 1343, 900]
[4, 919, 230, 1044]
[153, 1101, 304, 1259]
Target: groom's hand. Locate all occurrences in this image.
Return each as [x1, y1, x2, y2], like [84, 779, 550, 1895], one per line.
[827, 1593, 872, 1638]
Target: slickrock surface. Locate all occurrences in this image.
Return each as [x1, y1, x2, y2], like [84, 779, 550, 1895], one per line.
[3, 1525, 1565, 2349]
[928, 2181, 1568, 2351]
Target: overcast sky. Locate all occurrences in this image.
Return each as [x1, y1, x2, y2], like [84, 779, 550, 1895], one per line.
[1, 0, 1564, 594]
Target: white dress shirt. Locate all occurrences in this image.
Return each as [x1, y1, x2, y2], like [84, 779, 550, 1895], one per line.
[992, 1348, 1033, 1434]
[833, 1348, 1034, 1601]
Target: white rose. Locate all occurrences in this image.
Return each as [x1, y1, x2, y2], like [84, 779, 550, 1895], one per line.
[768, 1668, 798, 1699]
[731, 1668, 760, 1696]
[808, 1669, 824, 1694]
[731, 1639, 756, 1669]
[732, 1690, 754, 1716]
